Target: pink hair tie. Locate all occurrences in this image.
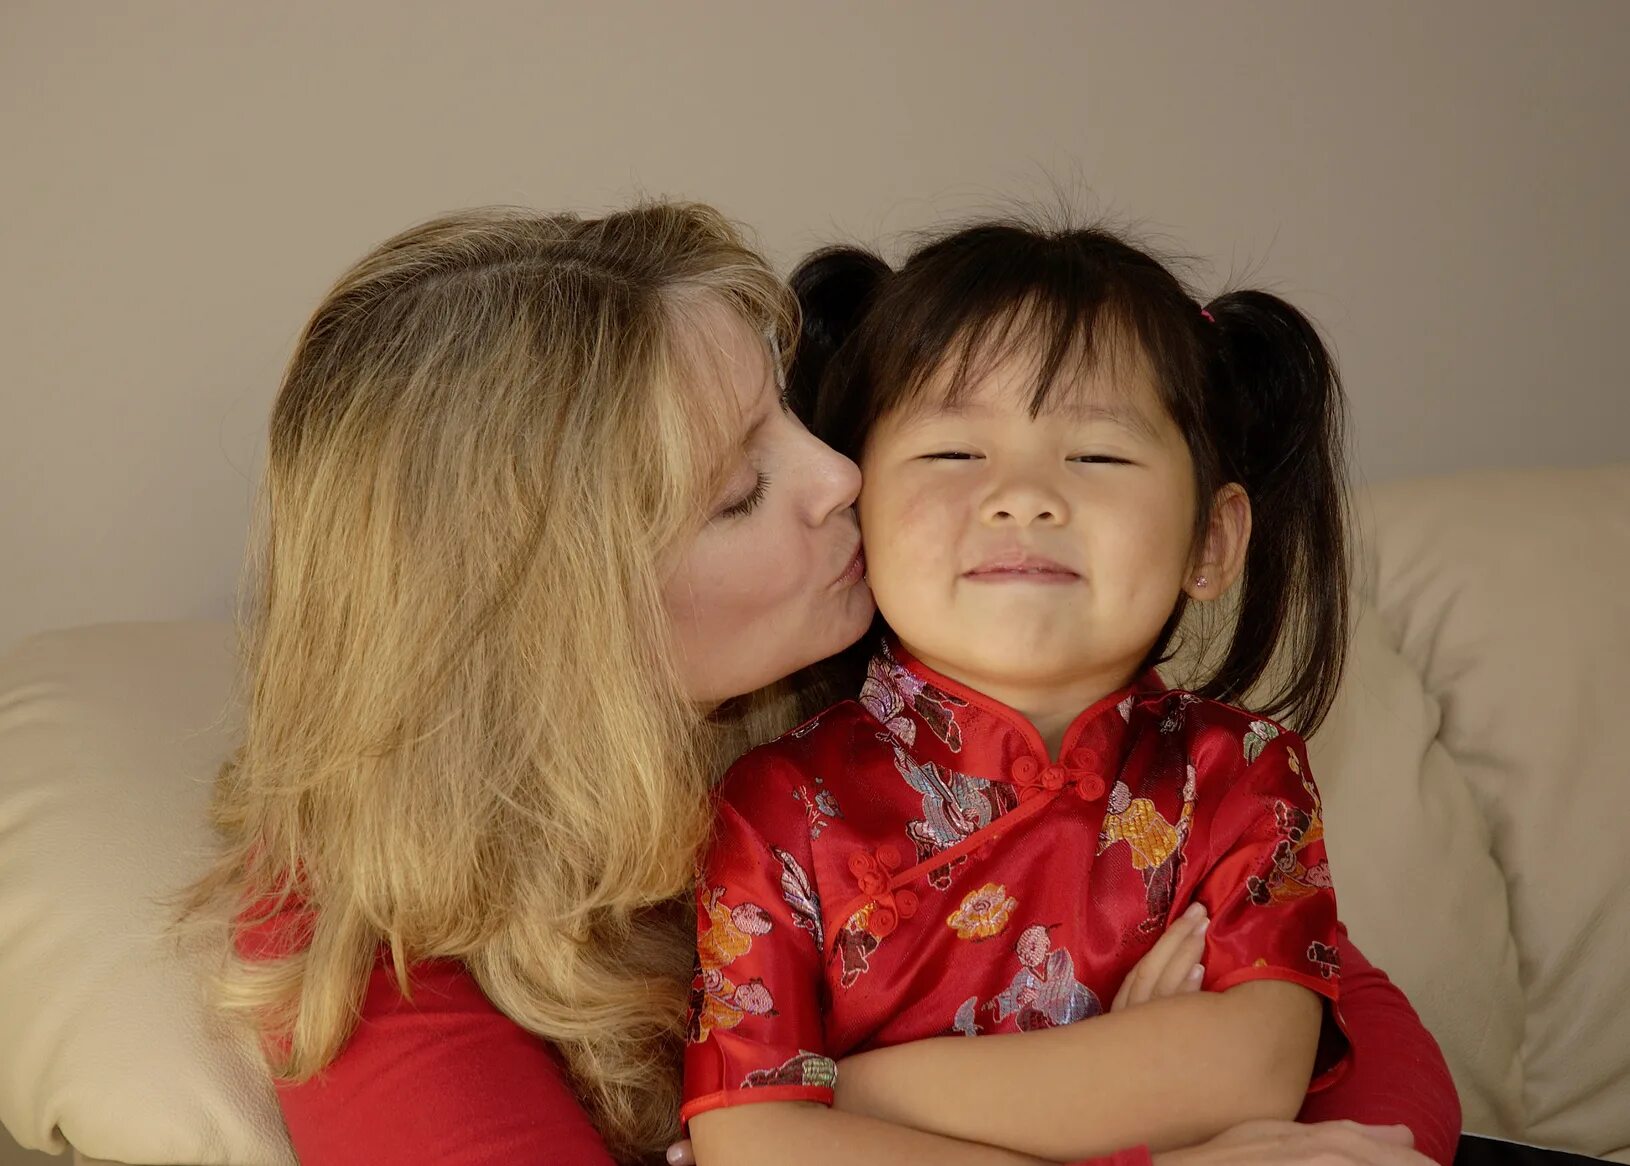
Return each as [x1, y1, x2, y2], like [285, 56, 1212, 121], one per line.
[1200, 308, 1216, 324]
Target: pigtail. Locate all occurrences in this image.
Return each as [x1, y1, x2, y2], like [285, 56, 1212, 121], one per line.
[787, 246, 891, 428]
[1200, 290, 1349, 735]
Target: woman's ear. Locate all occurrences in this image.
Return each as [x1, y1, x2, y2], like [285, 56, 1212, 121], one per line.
[1184, 483, 1251, 601]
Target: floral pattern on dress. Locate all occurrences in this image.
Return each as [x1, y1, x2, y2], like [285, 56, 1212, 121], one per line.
[772, 846, 823, 954]
[1158, 693, 1202, 735]
[832, 907, 881, 988]
[691, 887, 777, 1041]
[1247, 797, 1333, 907]
[947, 882, 1019, 940]
[792, 780, 843, 840]
[1307, 940, 1341, 979]
[1243, 719, 1282, 764]
[987, 923, 1102, 1030]
[893, 743, 1016, 888]
[862, 645, 969, 751]
[743, 1050, 839, 1089]
[1098, 764, 1199, 927]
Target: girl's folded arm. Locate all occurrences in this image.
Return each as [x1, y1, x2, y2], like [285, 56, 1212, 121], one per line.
[830, 978, 1320, 1161]
[689, 1100, 1058, 1166]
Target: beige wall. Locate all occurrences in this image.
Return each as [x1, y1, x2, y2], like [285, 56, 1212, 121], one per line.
[2, 0, 1627, 657]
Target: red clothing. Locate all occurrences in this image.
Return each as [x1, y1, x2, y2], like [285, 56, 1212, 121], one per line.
[236, 902, 615, 1166]
[244, 924, 1458, 1165]
[237, 636, 1459, 1163]
[683, 642, 1351, 1124]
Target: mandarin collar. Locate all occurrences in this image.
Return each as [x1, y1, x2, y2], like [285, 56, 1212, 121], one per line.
[858, 639, 1167, 797]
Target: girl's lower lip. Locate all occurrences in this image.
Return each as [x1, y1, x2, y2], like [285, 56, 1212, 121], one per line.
[964, 569, 1079, 583]
[836, 546, 866, 587]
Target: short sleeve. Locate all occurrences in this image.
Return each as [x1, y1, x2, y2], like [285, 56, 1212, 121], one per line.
[1194, 728, 1350, 1089]
[681, 760, 835, 1125]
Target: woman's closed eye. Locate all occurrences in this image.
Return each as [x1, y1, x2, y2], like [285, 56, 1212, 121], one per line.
[716, 472, 770, 519]
[1069, 454, 1133, 465]
[922, 451, 982, 461]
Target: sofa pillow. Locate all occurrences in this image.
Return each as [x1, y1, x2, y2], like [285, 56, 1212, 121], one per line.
[0, 622, 293, 1165]
[1309, 601, 1524, 1139]
[1368, 466, 1630, 1162]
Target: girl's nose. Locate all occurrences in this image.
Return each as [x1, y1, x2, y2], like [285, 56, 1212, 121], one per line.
[981, 478, 1069, 526]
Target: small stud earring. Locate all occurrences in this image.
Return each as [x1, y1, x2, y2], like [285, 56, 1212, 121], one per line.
[1193, 575, 1209, 590]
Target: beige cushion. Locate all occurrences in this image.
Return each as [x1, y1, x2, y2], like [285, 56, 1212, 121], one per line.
[1364, 466, 1630, 1161]
[0, 623, 292, 1165]
[1310, 598, 1525, 1141]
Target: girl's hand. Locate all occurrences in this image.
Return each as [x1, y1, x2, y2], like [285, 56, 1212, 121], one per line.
[1154, 1119, 1428, 1165]
[1112, 902, 1208, 1011]
[674, 1119, 1425, 1166]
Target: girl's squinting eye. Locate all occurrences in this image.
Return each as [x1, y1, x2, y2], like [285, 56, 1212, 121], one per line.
[922, 451, 982, 461]
[716, 472, 770, 520]
[1069, 455, 1133, 465]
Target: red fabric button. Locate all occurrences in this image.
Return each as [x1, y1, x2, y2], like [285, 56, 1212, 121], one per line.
[848, 852, 872, 877]
[1076, 774, 1106, 801]
[876, 844, 901, 871]
[1010, 756, 1040, 784]
[868, 904, 899, 937]
[895, 889, 918, 918]
[1041, 764, 1068, 791]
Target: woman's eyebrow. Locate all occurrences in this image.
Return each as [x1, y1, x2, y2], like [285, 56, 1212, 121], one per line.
[737, 371, 779, 445]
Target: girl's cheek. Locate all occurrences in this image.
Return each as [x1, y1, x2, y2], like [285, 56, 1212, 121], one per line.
[891, 478, 954, 535]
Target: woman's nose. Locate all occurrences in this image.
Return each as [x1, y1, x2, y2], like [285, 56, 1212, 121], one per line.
[806, 433, 862, 521]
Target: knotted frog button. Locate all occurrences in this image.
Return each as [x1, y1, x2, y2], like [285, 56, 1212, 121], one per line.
[1075, 773, 1107, 801]
[868, 903, 899, 937]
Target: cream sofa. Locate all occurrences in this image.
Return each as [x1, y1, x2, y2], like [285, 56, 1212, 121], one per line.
[2, 466, 1627, 1165]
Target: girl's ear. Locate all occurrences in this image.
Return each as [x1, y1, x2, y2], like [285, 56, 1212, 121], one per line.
[1184, 483, 1252, 601]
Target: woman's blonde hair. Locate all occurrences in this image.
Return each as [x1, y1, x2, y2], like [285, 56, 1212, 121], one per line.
[183, 202, 801, 1161]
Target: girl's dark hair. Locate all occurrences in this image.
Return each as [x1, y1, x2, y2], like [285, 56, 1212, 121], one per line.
[789, 221, 1349, 735]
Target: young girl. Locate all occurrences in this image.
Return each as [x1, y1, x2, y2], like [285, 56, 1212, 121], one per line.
[683, 218, 1361, 1166]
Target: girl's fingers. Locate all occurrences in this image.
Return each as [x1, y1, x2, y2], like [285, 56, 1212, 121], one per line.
[1153, 917, 1208, 999]
[1112, 964, 1134, 1011]
[1116, 902, 1208, 1010]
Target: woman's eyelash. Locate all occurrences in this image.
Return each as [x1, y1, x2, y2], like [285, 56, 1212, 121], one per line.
[924, 451, 981, 460]
[718, 473, 770, 519]
[1070, 455, 1132, 464]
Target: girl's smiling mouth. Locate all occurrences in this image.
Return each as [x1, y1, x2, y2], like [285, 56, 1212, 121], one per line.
[964, 551, 1080, 582]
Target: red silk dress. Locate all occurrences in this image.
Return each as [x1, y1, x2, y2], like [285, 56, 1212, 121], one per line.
[682, 640, 1350, 1125]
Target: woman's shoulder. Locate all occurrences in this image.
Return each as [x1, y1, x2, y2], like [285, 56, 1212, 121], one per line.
[276, 951, 617, 1165]
[232, 885, 616, 1164]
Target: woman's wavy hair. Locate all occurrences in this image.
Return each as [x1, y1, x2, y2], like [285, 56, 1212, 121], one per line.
[181, 203, 798, 1162]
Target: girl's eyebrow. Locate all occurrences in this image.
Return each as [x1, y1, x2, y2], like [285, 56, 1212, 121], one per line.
[926, 398, 1158, 440]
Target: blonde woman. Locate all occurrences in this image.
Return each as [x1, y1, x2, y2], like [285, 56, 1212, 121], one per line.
[190, 203, 1453, 1166]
